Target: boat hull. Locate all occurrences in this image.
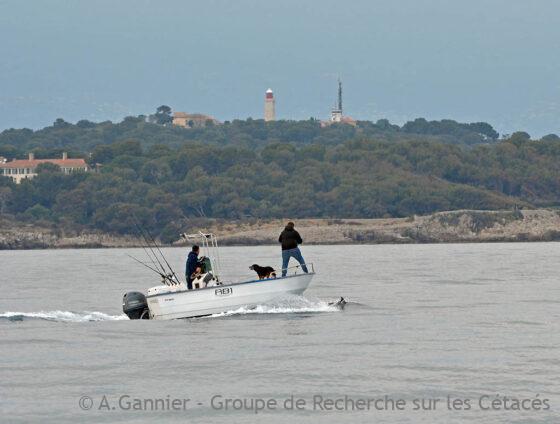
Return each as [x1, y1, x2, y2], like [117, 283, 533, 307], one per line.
[146, 273, 314, 320]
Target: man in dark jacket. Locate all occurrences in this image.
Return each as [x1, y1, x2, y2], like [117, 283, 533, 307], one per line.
[185, 245, 200, 290]
[278, 222, 308, 277]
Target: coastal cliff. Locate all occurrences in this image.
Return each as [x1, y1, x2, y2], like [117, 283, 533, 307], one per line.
[212, 209, 560, 245]
[1, 209, 559, 249]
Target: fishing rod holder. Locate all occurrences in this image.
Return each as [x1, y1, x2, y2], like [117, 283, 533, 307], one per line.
[161, 274, 180, 286]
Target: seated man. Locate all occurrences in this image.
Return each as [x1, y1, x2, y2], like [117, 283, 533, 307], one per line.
[185, 245, 199, 290]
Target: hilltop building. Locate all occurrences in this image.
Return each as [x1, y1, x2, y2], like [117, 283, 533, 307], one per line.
[172, 112, 220, 129]
[322, 79, 356, 127]
[0, 152, 88, 184]
[264, 88, 276, 121]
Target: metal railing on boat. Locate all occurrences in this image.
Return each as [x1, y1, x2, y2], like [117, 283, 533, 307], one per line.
[229, 263, 314, 284]
[284, 262, 314, 275]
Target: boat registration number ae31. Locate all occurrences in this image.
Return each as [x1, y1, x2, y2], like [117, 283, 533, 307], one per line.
[215, 287, 233, 297]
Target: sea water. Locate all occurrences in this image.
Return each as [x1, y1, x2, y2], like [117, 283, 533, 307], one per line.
[1, 244, 559, 423]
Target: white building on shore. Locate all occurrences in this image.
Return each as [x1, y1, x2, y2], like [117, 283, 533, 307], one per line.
[0, 152, 89, 184]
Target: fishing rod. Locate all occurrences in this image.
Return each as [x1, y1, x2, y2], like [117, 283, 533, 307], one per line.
[127, 254, 162, 276]
[126, 254, 175, 286]
[142, 224, 182, 285]
[132, 217, 169, 278]
[135, 226, 164, 277]
[132, 216, 181, 285]
[131, 217, 178, 285]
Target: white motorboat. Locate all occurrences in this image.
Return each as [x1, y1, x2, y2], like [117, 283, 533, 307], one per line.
[123, 232, 315, 320]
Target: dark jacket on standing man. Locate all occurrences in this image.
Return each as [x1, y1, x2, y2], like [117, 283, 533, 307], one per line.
[278, 226, 303, 251]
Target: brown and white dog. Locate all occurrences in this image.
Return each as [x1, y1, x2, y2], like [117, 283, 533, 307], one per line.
[249, 264, 277, 279]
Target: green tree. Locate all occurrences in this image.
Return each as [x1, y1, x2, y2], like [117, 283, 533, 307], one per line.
[153, 105, 173, 125]
[23, 204, 52, 220]
[541, 134, 559, 142]
[0, 186, 12, 214]
[53, 118, 71, 128]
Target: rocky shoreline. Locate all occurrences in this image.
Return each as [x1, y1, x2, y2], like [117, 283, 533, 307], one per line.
[1, 209, 560, 250]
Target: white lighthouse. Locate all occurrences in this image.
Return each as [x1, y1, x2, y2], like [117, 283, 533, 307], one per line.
[264, 88, 275, 122]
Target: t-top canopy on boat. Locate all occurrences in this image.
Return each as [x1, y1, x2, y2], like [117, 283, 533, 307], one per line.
[180, 232, 223, 283]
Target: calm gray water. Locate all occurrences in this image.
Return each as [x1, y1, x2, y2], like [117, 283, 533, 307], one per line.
[1, 244, 559, 423]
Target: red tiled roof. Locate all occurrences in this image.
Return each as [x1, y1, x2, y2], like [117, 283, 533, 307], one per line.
[0, 158, 88, 169]
[173, 112, 218, 121]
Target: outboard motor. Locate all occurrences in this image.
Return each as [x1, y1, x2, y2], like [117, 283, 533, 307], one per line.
[122, 291, 149, 319]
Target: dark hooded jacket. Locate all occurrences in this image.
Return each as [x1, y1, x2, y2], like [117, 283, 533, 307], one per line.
[278, 226, 303, 251]
[185, 250, 199, 279]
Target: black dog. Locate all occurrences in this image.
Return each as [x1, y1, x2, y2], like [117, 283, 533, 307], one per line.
[249, 264, 277, 279]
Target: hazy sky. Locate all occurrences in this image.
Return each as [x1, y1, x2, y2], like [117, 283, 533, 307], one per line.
[1, 0, 559, 136]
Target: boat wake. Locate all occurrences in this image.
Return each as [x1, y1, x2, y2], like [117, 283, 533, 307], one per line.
[210, 296, 346, 318]
[1, 298, 349, 322]
[0, 310, 128, 323]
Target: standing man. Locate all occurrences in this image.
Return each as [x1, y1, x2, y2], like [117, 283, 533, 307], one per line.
[278, 222, 309, 277]
[185, 245, 200, 290]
